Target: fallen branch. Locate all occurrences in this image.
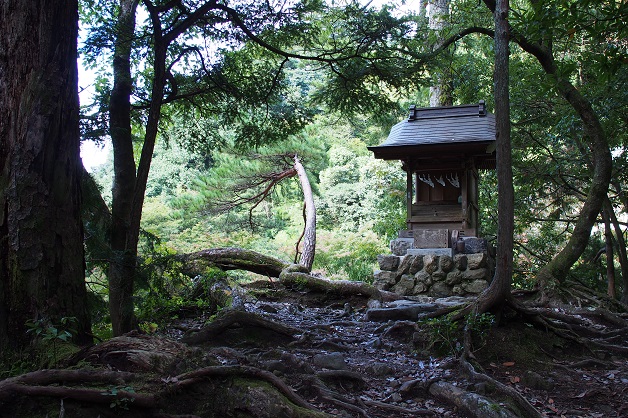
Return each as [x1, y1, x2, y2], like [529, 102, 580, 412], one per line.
[178, 247, 290, 278]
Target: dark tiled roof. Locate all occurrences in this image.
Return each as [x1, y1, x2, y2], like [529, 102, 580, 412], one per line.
[368, 102, 496, 161]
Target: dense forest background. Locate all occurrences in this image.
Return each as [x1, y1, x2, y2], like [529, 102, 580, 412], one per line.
[74, 0, 627, 338]
[1, 0, 627, 416]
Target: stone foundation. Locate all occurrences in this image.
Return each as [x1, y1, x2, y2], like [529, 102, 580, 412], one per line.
[373, 253, 493, 297]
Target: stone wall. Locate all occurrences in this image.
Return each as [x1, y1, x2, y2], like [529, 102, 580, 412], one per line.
[373, 253, 493, 297]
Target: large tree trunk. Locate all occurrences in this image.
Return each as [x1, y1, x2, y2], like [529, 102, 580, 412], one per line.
[0, 0, 91, 347]
[476, 0, 513, 312]
[294, 155, 317, 271]
[108, 0, 139, 336]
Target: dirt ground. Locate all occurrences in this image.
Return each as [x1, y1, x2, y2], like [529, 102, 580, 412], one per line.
[1, 278, 627, 418]
[166, 279, 628, 418]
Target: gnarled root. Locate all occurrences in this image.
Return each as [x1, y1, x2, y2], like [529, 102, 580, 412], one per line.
[182, 310, 303, 345]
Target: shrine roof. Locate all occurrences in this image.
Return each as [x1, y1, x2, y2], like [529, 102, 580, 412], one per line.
[368, 101, 496, 162]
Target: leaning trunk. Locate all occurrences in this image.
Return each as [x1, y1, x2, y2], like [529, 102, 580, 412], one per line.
[520, 44, 613, 288]
[294, 155, 317, 272]
[535, 84, 611, 286]
[0, 0, 91, 347]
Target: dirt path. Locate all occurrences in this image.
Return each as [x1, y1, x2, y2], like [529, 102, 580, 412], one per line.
[170, 280, 628, 417]
[2, 279, 626, 417]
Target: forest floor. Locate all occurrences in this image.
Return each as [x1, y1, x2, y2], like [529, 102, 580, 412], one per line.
[217, 280, 628, 418]
[1, 278, 627, 417]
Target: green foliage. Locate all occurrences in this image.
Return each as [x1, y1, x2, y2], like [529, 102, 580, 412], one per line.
[419, 312, 495, 356]
[0, 352, 38, 379]
[103, 385, 136, 410]
[317, 134, 405, 236]
[78, 0, 628, 338]
[25, 317, 79, 367]
[134, 239, 195, 324]
[314, 229, 387, 282]
[420, 316, 462, 356]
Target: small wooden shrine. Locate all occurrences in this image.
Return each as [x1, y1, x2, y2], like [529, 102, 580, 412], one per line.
[368, 101, 496, 248]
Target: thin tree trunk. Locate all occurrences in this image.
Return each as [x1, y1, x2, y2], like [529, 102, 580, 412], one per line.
[476, 0, 513, 311]
[0, 0, 91, 347]
[294, 155, 316, 271]
[108, 0, 139, 336]
[107, 1, 197, 335]
[604, 198, 628, 302]
[105, 0, 229, 335]
[602, 208, 616, 299]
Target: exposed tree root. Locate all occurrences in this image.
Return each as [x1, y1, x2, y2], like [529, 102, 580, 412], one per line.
[429, 381, 521, 418]
[172, 365, 317, 411]
[0, 369, 150, 407]
[361, 398, 434, 416]
[279, 270, 383, 301]
[303, 374, 370, 417]
[458, 358, 542, 417]
[0, 364, 320, 415]
[72, 331, 198, 373]
[178, 247, 388, 306]
[181, 309, 302, 345]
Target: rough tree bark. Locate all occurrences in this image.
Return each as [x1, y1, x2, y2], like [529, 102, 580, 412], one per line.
[0, 0, 91, 347]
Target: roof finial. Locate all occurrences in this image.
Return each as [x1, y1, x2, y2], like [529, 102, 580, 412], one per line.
[479, 100, 486, 116]
[408, 105, 417, 121]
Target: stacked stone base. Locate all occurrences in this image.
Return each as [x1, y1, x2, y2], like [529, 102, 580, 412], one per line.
[373, 253, 492, 297]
